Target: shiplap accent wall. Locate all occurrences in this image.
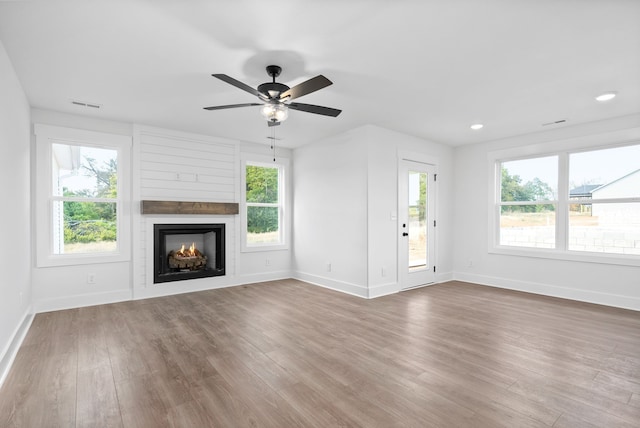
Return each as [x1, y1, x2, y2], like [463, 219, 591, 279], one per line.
[133, 126, 240, 292]
[139, 132, 237, 201]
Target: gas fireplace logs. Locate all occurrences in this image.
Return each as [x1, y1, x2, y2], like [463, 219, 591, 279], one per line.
[168, 243, 208, 270]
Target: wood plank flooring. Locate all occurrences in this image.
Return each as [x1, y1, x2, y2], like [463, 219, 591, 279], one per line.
[1, 279, 639, 427]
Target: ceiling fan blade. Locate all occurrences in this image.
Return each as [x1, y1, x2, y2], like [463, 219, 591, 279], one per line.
[279, 75, 332, 101]
[267, 120, 281, 127]
[288, 102, 342, 117]
[203, 103, 261, 111]
[211, 74, 267, 99]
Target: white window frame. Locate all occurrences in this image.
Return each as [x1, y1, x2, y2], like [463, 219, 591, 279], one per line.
[488, 129, 640, 267]
[35, 124, 131, 267]
[240, 154, 290, 252]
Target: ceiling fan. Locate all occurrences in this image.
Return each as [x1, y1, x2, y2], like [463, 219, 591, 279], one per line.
[204, 65, 341, 127]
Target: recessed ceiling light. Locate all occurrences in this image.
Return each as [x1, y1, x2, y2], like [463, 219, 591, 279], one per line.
[595, 92, 617, 102]
[470, 123, 484, 130]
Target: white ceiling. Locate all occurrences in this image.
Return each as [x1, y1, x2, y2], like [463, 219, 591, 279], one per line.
[1, 0, 639, 149]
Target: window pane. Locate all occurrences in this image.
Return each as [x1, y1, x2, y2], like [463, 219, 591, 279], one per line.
[569, 203, 640, 255]
[52, 143, 118, 198]
[246, 165, 278, 203]
[570, 145, 640, 199]
[501, 156, 557, 202]
[500, 205, 555, 248]
[408, 171, 427, 270]
[247, 206, 280, 244]
[53, 201, 117, 254]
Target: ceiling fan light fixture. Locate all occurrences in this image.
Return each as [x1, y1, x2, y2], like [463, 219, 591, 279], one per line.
[261, 103, 288, 123]
[595, 91, 617, 102]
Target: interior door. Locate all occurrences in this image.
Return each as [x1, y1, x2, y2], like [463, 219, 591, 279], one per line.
[399, 159, 436, 289]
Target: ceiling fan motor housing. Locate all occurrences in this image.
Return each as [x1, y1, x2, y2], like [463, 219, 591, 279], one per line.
[258, 82, 290, 99]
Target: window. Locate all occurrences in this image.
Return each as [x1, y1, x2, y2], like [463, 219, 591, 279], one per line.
[492, 141, 640, 264]
[568, 145, 640, 255]
[499, 156, 558, 249]
[241, 156, 289, 251]
[35, 125, 131, 266]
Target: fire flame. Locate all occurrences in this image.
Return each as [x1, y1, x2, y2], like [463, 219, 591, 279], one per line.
[176, 242, 197, 257]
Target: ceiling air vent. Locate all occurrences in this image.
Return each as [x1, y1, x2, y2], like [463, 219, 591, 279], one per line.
[70, 99, 102, 109]
[542, 119, 567, 126]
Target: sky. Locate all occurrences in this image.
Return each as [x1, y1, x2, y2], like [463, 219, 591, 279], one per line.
[503, 144, 640, 191]
[55, 145, 117, 195]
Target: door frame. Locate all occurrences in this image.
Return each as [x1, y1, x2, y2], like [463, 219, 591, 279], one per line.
[397, 151, 438, 290]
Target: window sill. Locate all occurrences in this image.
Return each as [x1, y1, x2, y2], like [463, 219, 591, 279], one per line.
[489, 245, 640, 267]
[37, 252, 130, 268]
[241, 243, 289, 253]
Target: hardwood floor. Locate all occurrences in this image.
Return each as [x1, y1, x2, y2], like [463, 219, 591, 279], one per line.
[1, 279, 639, 427]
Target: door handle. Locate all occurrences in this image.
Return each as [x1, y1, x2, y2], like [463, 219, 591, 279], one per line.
[402, 232, 409, 236]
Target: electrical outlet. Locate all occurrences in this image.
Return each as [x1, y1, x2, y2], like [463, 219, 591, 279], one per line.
[381, 267, 387, 277]
[265, 259, 271, 266]
[87, 273, 96, 284]
[326, 263, 332, 272]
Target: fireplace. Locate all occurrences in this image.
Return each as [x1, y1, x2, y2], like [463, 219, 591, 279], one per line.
[154, 223, 225, 283]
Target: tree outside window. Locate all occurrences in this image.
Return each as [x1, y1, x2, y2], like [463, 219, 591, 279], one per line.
[245, 163, 283, 246]
[498, 156, 558, 248]
[52, 143, 119, 254]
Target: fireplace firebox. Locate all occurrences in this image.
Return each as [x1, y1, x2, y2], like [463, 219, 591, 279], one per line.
[154, 223, 225, 283]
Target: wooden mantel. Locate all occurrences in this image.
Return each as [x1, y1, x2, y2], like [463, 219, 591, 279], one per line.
[141, 200, 239, 215]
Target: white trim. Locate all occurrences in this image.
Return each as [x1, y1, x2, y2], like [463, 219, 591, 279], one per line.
[488, 128, 640, 267]
[134, 276, 239, 300]
[397, 150, 439, 289]
[489, 245, 640, 267]
[133, 271, 292, 301]
[0, 308, 34, 388]
[453, 271, 640, 312]
[34, 290, 131, 313]
[235, 270, 293, 284]
[368, 282, 399, 298]
[293, 271, 369, 299]
[34, 124, 132, 267]
[240, 154, 290, 252]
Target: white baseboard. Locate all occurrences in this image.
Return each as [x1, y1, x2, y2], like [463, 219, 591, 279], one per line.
[133, 271, 292, 301]
[34, 289, 132, 313]
[368, 282, 398, 298]
[294, 270, 456, 300]
[454, 272, 640, 311]
[134, 275, 237, 300]
[436, 271, 454, 283]
[236, 270, 293, 285]
[293, 271, 368, 298]
[0, 308, 34, 388]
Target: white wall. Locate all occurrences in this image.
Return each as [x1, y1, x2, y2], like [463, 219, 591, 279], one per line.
[0, 40, 32, 385]
[292, 129, 369, 296]
[293, 125, 454, 298]
[365, 125, 455, 297]
[453, 114, 640, 310]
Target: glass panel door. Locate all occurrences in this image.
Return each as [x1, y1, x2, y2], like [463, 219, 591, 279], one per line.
[399, 159, 436, 289]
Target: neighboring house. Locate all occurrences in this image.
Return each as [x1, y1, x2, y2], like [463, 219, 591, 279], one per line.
[592, 169, 640, 224]
[569, 184, 602, 198]
[569, 183, 602, 213]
